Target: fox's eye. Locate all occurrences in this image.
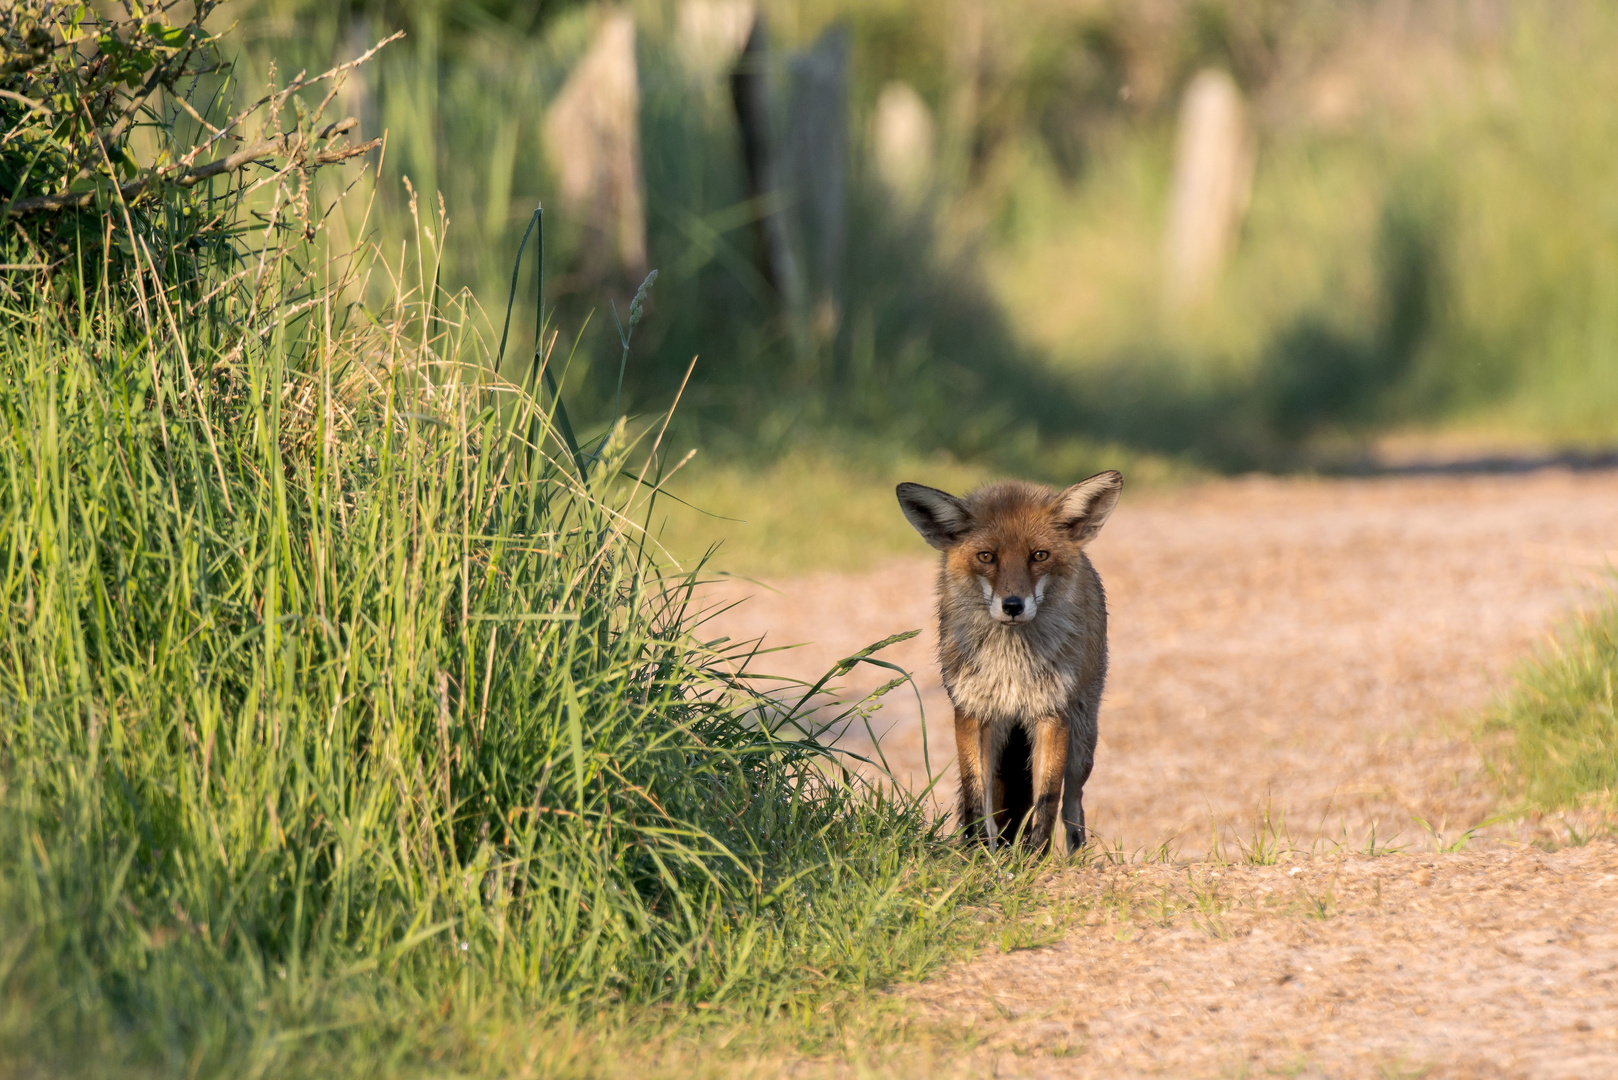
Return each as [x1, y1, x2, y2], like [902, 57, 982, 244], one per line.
[1032, 550, 1049, 562]
[976, 551, 995, 564]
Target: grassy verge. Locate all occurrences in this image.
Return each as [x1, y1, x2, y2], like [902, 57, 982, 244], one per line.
[0, 241, 1071, 1076]
[0, 17, 1063, 1065]
[1486, 591, 1618, 817]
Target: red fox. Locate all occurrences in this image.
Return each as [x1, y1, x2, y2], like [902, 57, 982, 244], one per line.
[896, 472, 1122, 854]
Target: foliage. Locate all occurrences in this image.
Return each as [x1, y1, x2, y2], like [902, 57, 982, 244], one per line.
[0, 0, 379, 311]
[338, 0, 595, 39]
[218, 0, 1618, 486]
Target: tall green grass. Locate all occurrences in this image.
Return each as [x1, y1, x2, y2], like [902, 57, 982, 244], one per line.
[1487, 593, 1618, 815]
[0, 181, 1034, 1075]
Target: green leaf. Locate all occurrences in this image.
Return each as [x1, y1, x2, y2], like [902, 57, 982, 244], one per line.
[562, 672, 589, 817]
[145, 23, 195, 48]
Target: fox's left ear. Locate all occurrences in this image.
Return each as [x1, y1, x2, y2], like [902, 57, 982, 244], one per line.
[1056, 470, 1123, 544]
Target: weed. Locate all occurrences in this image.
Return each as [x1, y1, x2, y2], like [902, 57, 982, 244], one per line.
[1211, 805, 1295, 866]
[1360, 820, 1407, 858]
[1150, 885, 1179, 928]
[1413, 815, 1505, 854]
[993, 890, 1071, 954]
[1294, 880, 1337, 921]
[1184, 870, 1232, 940]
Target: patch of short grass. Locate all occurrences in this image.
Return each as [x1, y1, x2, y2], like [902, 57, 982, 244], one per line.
[649, 449, 996, 579]
[1486, 591, 1618, 812]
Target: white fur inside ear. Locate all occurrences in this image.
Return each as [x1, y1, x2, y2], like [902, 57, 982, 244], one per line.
[897, 483, 973, 550]
[1058, 470, 1123, 543]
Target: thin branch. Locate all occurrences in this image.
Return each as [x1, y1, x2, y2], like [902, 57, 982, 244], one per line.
[248, 31, 406, 112]
[5, 121, 376, 216]
[0, 89, 52, 116]
[168, 91, 227, 140]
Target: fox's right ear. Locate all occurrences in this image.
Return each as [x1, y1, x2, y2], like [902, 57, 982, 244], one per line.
[1057, 470, 1123, 544]
[896, 483, 973, 550]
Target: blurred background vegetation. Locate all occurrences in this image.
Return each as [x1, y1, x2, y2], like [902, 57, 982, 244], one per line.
[229, 0, 1618, 573]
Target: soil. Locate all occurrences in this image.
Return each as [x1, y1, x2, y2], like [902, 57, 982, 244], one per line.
[890, 844, 1618, 1079]
[699, 468, 1618, 1077]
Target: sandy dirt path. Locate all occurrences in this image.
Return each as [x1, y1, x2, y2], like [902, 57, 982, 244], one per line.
[698, 468, 1618, 1077]
[703, 470, 1618, 855]
[887, 842, 1618, 1079]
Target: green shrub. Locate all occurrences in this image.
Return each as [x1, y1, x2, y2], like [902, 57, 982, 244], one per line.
[1, 0, 379, 316]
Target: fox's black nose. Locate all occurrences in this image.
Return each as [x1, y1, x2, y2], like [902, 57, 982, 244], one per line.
[1000, 596, 1025, 617]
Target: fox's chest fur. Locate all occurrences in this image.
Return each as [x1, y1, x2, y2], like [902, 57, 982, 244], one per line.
[937, 563, 1106, 727]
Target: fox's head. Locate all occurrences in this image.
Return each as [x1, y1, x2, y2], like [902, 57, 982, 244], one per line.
[896, 472, 1122, 625]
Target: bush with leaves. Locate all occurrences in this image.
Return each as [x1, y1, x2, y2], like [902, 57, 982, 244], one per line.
[0, 0, 383, 312]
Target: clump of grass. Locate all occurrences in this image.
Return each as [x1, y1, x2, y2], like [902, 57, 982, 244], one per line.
[0, 9, 1095, 1071]
[0, 218, 1041, 1076]
[0, 68, 1055, 1079]
[1486, 592, 1618, 814]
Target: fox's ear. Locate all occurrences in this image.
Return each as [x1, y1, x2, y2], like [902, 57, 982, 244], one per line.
[896, 483, 973, 550]
[1056, 470, 1123, 544]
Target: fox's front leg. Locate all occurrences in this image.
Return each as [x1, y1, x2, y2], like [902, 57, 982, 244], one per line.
[1025, 718, 1069, 854]
[1062, 708, 1097, 853]
[978, 723, 1006, 852]
[954, 710, 986, 842]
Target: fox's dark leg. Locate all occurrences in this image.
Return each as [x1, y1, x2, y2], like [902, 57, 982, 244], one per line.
[1061, 702, 1098, 853]
[998, 728, 1034, 843]
[1025, 718, 1068, 855]
[954, 710, 986, 843]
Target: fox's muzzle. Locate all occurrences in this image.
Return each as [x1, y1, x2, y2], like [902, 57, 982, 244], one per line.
[990, 593, 1037, 624]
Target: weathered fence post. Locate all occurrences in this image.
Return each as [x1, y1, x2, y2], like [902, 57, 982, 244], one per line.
[730, 11, 807, 354]
[677, 0, 754, 85]
[544, 11, 648, 284]
[1164, 68, 1253, 310]
[787, 23, 850, 345]
[872, 80, 935, 209]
